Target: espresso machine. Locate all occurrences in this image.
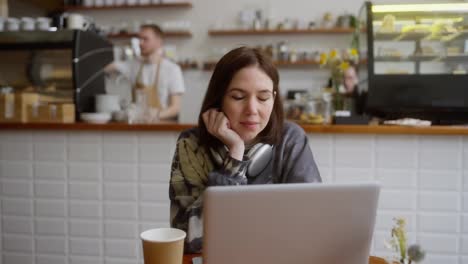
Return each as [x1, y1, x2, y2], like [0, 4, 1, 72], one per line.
[0, 30, 113, 121]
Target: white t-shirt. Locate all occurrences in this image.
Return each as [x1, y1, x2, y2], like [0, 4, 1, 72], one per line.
[115, 58, 185, 109]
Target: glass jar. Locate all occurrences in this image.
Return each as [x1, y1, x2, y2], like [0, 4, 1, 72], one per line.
[322, 92, 333, 124]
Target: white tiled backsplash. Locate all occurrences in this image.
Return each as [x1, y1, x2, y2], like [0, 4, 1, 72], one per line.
[1, 131, 467, 264]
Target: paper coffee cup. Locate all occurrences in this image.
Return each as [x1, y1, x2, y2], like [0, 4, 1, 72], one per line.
[140, 228, 186, 264]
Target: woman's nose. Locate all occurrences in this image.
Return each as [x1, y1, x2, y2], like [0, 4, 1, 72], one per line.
[244, 97, 259, 114]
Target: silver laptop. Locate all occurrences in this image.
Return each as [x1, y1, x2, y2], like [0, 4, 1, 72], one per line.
[201, 182, 380, 264]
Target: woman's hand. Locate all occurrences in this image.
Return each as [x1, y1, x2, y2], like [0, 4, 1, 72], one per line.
[202, 109, 245, 160]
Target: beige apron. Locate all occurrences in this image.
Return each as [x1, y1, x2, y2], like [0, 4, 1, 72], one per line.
[132, 60, 162, 109]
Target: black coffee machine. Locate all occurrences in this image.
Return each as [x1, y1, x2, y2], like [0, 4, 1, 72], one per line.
[0, 30, 113, 118]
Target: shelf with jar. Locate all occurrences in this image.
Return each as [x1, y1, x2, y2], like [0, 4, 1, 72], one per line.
[178, 60, 198, 70]
[201, 48, 367, 71]
[374, 30, 468, 42]
[63, 1, 192, 11]
[107, 31, 192, 39]
[201, 60, 320, 71]
[202, 59, 367, 71]
[208, 27, 358, 36]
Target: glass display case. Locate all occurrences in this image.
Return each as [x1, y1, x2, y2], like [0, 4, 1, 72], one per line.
[361, 2, 468, 123]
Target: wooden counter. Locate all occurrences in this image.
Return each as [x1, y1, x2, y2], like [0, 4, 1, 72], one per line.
[1, 122, 468, 135]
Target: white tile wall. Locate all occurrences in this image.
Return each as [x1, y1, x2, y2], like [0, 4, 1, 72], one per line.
[35, 200, 66, 218]
[35, 237, 66, 254]
[104, 203, 137, 220]
[69, 238, 101, 256]
[34, 163, 66, 181]
[1, 130, 467, 263]
[104, 222, 137, 239]
[69, 202, 101, 219]
[3, 253, 34, 264]
[36, 255, 67, 264]
[69, 256, 101, 264]
[2, 198, 33, 216]
[104, 240, 138, 258]
[68, 143, 101, 162]
[35, 219, 66, 236]
[69, 220, 101, 238]
[2, 162, 33, 180]
[3, 217, 33, 235]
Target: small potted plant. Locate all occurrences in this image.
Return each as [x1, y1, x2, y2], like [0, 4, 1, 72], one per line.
[385, 218, 425, 264]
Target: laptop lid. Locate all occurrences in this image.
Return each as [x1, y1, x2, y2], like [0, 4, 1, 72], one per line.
[202, 182, 380, 264]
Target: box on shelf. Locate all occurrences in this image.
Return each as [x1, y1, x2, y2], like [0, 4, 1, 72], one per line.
[27, 103, 75, 123]
[0, 93, 40, 123]
[0, 93, 14, 121]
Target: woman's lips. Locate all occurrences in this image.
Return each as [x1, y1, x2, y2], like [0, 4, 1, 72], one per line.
[240, 122, 258, 130]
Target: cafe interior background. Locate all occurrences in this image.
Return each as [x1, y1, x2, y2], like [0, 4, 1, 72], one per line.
[2, 0, 468, 264]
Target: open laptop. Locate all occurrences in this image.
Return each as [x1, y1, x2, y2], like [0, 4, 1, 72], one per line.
[201, 182, 380, 264]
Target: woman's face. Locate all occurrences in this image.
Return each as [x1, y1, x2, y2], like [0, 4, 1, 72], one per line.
[222, 66, 275, 144]
[343, 67, 358, 93]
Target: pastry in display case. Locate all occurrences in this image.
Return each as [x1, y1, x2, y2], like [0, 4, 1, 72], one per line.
[360, 2, 468, 124]
[0, 30, 113, 123]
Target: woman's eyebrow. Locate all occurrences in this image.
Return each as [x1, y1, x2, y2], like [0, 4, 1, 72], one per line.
[227, 88, 273, 94]
[227, 88, 246, 93]
[258, 90, 273, 94]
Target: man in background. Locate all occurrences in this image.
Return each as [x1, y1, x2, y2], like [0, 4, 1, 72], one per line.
[343, 63, 367, 115]
[107, 24, 185, 121]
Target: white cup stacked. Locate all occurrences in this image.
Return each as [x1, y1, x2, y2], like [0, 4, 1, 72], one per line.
[36, 17, 51, 31]
[20, 17, 35, 31]
[5, 18, 20, 31]
[67, 14, 92, 30]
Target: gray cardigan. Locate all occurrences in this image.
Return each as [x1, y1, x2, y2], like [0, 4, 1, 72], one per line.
[169, 121, 321, 253]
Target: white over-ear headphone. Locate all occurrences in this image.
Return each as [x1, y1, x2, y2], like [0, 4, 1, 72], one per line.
[210, 144, 273, 178]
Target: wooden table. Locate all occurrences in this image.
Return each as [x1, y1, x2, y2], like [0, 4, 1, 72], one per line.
[183, 254, 389, 264]
[183, 254, 200, 264]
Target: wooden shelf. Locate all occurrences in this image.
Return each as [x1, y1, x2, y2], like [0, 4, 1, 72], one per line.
[203, 59, 367, 71]
[203, 60, 319, 70]
[25, 0, 63, 12]
[208, 28, 356, 36]
[107, 31, 192, 39]
[179, 62, 198, 70]
[63, 2, 192, 11]
[274, 60, 319, 67]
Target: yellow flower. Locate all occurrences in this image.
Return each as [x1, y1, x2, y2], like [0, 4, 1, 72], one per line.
[319, 53, 328, 65]
[329, 49, 338, 59]
[350, 48, 358, 56]
[339, 61, 350, 71]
